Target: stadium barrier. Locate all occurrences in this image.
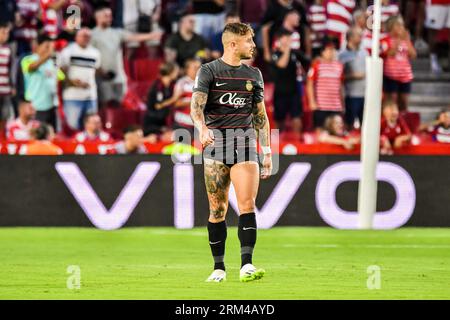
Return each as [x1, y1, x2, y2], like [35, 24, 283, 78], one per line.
[0, 155, 448, 229]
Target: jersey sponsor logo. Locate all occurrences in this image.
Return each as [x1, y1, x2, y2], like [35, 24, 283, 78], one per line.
[215, 82, 227, 87]
[218, 92, 247, 107]
[245, 80, 253, 91]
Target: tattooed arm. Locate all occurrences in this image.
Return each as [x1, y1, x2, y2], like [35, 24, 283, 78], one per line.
[253, 101, 272, 179]
[253, 101, 271, 149]
[190, 91, 214, 146]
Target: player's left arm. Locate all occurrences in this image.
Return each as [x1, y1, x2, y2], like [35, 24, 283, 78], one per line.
[253, 100, 272, 179]
[252, 69, 272, 179]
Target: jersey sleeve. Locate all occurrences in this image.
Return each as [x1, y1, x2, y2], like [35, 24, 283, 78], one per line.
[253, 68, 264, 104]
[307, 61, 318, 82]
[192, 64, 213, 95]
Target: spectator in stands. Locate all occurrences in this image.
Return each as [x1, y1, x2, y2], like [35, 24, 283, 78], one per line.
[272, 9, 303, 56]
[380, 99, 412, 155]
[338, 27, 366, 129]
[307, 0, 326, 58]
[122, 0, 163, 55]
[306, 37, 344, 129]
[261, 0, 311, 63]
[58, 28, 101, 130]
[271, 29, 303, 135]
[421, 108, 450, 143]
[381, 15, 416, 112]
[353, 9, 366, 32]
[0, 0, 17, 29]
[114, 124, 148, 154]
[191, 0, 226, 43]
[74, 113, 111, 143]
[26, 123, 63, 155]
[40, 0, 70, 39]
[425, 0, 450, 73]
[14, 0, 40, 56]
[164, 13, 210, 67]
[21, 34, 63, 130]
[433, 109, 450, 143]
[143, 62, 179, 138]
[325, 0, 356, 49]
[211, 12, 240, 60]
[362, 0, 398, 55]
[0, 22, 13, 139]
[91, 6, 163, 107]
[6, 100, 40, 141]
[156, 58, 201, 134]
[318, 113, 360, 150]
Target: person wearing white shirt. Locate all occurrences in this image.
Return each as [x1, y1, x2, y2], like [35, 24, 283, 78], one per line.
[58, 28, 101, 130]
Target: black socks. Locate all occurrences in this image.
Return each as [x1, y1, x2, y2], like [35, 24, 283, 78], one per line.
[238, 212, 257, 267]
[207, 221, 227, 271]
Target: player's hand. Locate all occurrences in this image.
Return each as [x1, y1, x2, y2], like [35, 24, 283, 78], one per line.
[199, 126, 215, 147]
[260, 154, 272, 179]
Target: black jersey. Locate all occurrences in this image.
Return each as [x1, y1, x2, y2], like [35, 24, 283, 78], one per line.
[192, 58, 264, 132]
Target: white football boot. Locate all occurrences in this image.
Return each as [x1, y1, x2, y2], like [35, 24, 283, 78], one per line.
[205, 269, 226, 282]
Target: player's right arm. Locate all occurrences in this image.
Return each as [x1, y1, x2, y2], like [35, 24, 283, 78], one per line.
[191, 65, 214, 147]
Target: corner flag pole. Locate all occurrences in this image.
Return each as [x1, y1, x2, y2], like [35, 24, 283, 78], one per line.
[358, 0, 383, 229]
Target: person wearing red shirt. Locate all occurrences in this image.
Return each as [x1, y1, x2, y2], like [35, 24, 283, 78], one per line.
[381, 15, 416, 112]
[40, 0, 69, 39]
[306, 37, 344, 129]
[6, 100, 40, 141]
[380, 100, 412, 155]
[74, 113, 111, 143]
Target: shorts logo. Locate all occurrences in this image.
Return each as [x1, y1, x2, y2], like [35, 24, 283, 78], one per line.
[246, 80, 253, 91]
[219, 92, 247, 108]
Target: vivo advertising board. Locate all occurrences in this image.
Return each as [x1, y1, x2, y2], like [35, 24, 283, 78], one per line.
[0, 155, 448, 229]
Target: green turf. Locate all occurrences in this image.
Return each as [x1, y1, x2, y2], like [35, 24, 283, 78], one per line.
[0, 227, 449, 299]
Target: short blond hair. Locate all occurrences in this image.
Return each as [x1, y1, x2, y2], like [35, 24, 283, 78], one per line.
[223, 22, 254, 37]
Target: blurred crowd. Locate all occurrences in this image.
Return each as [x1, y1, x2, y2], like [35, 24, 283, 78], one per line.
[0, 0, 449, 155]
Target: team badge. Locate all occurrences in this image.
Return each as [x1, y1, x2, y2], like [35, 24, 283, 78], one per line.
[246, 80, 253, 91]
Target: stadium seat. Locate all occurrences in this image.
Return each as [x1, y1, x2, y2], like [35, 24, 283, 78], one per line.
[402, 111, 421, 133]
[99, 107, 141, 139]
[302, 111, 314, 132]
[131, 58, 162, 82]
[128, 81, 154, 103]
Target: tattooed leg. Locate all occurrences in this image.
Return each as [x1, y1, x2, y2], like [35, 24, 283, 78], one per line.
[204, 158, 231, 223]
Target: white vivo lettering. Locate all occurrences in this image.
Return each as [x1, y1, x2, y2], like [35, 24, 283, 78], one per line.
[174, 163, 194, 229]
[218, 92, 247, 106]
[55, 162, 160, 230]
[55, 161, 415, 230]
[316, 161, 416, 229]
[228, 163, 312, 229]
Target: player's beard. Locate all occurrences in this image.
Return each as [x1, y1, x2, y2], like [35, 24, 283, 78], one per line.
[240, 49, 255, 60]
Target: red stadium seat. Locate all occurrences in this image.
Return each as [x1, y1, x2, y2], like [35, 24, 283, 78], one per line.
[302, 111, 314, 132]
[402, 111, 421, 133]
[128, 81, 154, 103]
[131, 58, 162, 82]
[99, 107, 141, 139]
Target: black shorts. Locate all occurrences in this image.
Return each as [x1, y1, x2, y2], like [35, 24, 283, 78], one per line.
[313, 110, 342, 128]
[203, 130, 259, 168]
[383, 76, 411, 94]
[273, 91, 303, 122]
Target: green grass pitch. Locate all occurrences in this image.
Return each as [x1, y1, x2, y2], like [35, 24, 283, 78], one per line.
[0, 227, 449, 299]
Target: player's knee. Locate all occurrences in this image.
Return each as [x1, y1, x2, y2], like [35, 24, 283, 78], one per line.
[209, 204, 227, 222]
[239, 199, 255, 213]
